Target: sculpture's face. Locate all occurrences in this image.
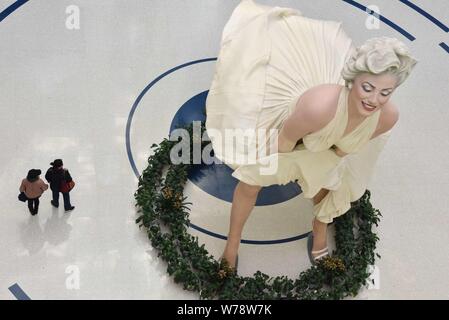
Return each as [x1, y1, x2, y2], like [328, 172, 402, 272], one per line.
[349, 72, 398, 116]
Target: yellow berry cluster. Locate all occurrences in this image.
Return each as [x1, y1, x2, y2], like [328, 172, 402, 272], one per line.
[218, 258, 236, 279]
[321, 256, 346, 272]
[162, 187, 183, 208]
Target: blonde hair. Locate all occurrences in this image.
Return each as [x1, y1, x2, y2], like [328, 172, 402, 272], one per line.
[342, 37, 418, 87]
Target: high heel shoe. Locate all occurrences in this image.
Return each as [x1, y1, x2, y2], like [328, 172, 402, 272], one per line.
[307, 232, 329, 265]
[307, 218, 329, 265]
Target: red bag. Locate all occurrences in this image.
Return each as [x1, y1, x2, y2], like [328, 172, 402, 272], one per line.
[60, 180, 75, 193]
[60, 169, 75, 193]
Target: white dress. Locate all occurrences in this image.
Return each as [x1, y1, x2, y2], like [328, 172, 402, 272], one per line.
[205, 0, 392, 223]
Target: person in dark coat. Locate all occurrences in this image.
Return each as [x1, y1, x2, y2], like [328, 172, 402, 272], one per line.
[19, 169, 49, 215]
[45, 159, 75, 211]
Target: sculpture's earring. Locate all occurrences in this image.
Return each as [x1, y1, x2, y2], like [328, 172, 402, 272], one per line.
[346, 81, 353, 89]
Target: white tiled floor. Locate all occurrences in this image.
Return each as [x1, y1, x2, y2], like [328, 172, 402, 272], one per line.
[1, 0, 449, 299]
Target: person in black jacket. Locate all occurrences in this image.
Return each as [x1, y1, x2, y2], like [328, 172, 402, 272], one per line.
[45, 159, 75, 211]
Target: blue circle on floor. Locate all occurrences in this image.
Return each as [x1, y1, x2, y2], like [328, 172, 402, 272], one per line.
[169, 90, 302, 206]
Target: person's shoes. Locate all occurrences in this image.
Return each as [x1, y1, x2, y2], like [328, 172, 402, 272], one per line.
[65, 206, 75, 212]
[51, 200, 58, 208]
[307, 232, 329, 265]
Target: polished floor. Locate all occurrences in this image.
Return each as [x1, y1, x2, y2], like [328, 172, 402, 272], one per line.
[1, 0, 449, 299]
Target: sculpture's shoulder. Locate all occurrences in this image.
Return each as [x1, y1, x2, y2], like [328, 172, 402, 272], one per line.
[294, 84, 344, 131]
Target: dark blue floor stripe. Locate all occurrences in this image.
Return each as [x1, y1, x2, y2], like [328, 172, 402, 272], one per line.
[190, 223, 309, 245]
[342, 0, 416, 41]
[126, 58, 217, 178]
[0, 0, 29, 23]
[8, 283, 31, 300]
[439, 42, 449, 54]
[399, 0, 449, 33]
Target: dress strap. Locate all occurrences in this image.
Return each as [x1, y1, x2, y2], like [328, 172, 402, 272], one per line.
[335, 87, 382, 153]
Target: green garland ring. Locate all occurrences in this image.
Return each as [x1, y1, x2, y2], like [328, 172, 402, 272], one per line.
[135, 122, 381, 300]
